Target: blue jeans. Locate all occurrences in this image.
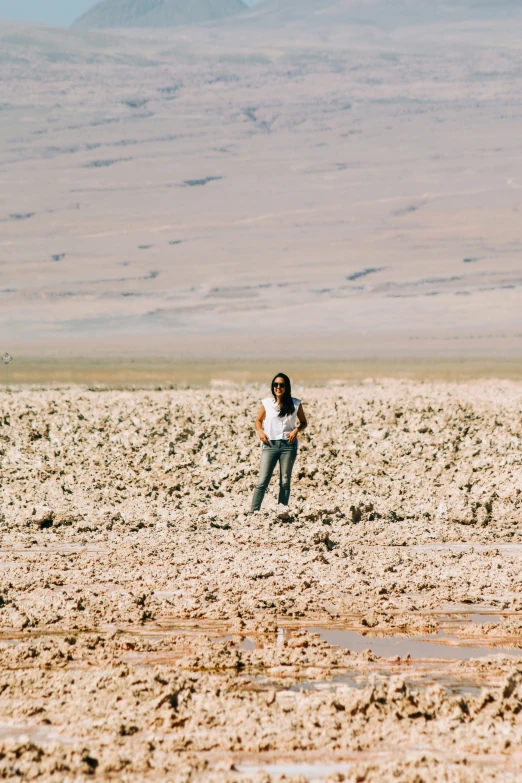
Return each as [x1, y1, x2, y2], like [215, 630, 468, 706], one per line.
[250, 439, 297, 512]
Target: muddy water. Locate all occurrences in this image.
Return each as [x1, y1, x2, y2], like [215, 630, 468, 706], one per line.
[307, 627, 522, 660]
[233, 755, 522, 782]
[235, 762, 355, 780]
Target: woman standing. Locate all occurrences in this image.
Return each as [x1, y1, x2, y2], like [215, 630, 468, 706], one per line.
[250, 373, 308, 513]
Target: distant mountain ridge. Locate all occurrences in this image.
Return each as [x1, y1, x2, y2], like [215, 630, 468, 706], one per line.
[244, 0, 522, 27]
[73, 0, 247, 28]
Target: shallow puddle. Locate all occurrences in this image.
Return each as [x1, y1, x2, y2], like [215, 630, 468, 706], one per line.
[0, 724, 78, 745]
[245, 672, 366, 693]
[245, 667, 484, 697]
[435, 604, 514, 618]
[435, 612, 505, 625]
[234, 754, 522, 781]
[289, 672, 483, 696]
[307, 627, 522, 660]
[432, 612, 506, 629]
[468, 613, 502, 624]
[405, 675, 483, 697]
[235, 762, 354, 780]
[289, 673, 365, 692]
[216, 635, 257, 651]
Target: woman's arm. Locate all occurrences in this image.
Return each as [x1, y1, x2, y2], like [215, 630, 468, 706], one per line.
[287, 404, 307, 444]
[255, 404, 269, 444]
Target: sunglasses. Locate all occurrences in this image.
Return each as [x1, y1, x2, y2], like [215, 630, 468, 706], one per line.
[273, 382, 286, 388]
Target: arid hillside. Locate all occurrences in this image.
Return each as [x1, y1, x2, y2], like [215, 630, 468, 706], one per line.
[1, 5, 522, 357]
[73, 0, 247, 29]
[243, 0, 522, 27]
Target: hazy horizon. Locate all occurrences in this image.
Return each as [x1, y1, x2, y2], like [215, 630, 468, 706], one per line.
[1, 0, 520, 28]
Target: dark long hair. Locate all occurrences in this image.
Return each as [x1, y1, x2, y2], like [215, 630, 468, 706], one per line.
[271, 373, 295, 418]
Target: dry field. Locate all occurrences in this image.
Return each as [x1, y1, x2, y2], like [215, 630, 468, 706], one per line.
[1, 381, 522, 781]
[6, 357, 522, 387]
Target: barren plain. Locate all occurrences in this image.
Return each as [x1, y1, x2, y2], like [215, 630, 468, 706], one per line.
[1, 10, 522, 357]
[1, 381, 522, 781]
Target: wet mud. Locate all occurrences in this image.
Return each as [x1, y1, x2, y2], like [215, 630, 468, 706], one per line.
[1, 382, 522, 781]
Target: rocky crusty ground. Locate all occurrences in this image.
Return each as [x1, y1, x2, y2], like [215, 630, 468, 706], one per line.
[1, 382, 522, 781]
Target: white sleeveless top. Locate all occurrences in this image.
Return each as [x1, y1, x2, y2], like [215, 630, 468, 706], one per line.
[262, 397, 301, 441]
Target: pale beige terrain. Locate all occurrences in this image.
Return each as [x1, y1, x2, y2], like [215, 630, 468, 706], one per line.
[1, 10, 522, 358]
[1, 382, 522, 781]
[6, 357, 522, 386]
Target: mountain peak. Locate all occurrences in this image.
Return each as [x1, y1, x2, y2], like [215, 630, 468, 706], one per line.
[73, 0, 247, 29]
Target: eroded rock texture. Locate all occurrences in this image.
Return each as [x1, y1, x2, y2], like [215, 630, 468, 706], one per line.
[1, 382, 522, 781]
